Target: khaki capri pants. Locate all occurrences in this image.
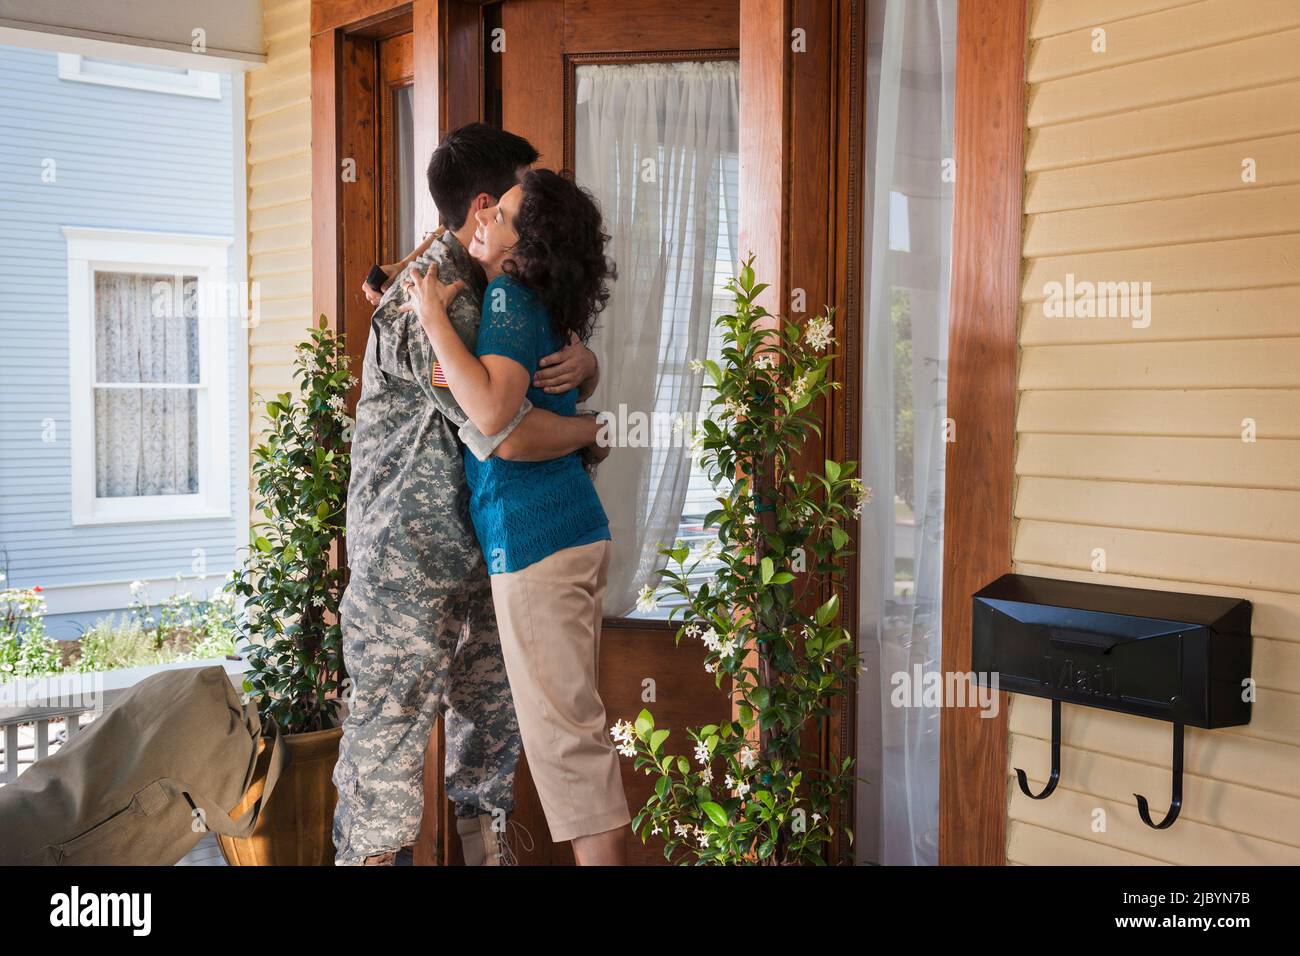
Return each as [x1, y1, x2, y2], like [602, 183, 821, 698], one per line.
[489, 538, 631, 843]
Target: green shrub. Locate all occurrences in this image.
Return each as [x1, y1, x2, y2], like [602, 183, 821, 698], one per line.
[0, 582, 61, 679]
[75, 617, 179, 673]
[231, 319, 351, 735]
[617, 260, 865, 865]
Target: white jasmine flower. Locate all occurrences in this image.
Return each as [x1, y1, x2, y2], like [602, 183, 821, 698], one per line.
[718, 637, 737, 657]
[721, 399, 750, 420]
[697, 830, 710, 848]
[684, 622, 702, 639]
[635, 584, 658, 613]
[849, 479, 874, 518]
[689, 428, 707, 464]
[738, 745, 757, 770]
[812, 812, 822, 824]
[651, 822, 663, 836]
[700, 628, 721, 652]
[737, 781, 751, 797]
[609, 719, 636, 745]
[755, 353, 776, 371]
[704, 661, 715, 674]
[805, 315, 834, 352]
[701, 766, 713, 785]
[789, 374, 809, 400]
[673, 820, 692, 838]
[693, 740, 711, 765]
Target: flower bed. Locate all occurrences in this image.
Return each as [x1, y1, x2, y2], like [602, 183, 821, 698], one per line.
[0, 574, 240, 682]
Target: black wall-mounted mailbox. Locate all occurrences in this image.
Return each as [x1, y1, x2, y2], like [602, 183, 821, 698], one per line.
[972, 573, 1252, 830]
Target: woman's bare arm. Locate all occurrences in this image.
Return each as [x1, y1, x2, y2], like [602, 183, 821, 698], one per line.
[401, 262, 528, 436]
[495, 408, 603, 461]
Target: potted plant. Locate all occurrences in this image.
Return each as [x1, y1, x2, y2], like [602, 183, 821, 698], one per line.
[220, 317, 352, 866]
[615, 259, 868, 864]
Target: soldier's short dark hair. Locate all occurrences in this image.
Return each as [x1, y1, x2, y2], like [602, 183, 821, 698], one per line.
[426, 123, 540, 230]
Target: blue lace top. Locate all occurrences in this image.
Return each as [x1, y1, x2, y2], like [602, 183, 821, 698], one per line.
[462, 274, 610, 574]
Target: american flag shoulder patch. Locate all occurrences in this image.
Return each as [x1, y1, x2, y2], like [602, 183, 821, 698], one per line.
[431, 361, 449, 388]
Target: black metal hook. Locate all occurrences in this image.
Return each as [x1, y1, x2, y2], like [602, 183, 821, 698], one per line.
[1014, 698, 1061, 799]
[1135, 721, 1184, 829]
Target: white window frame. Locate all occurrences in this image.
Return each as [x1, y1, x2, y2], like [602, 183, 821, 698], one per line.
[63, 227, 233, 525]
[56, 53, 221, 99]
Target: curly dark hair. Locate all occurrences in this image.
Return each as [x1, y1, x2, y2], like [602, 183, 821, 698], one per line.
[503, 168, 615, 344]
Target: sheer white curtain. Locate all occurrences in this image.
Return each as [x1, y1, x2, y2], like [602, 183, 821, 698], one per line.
[93, 271, 199, 497]
[856, 0, 957, 865]
[574, 60, 740, 615]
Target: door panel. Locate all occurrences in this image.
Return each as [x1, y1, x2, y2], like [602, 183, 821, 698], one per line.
[484, 0, 742, 865]
[500, 0, 565, 163]
[563, 0, 739, 52]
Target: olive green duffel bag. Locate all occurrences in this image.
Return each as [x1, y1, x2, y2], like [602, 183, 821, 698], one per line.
[0, 665, 283, 865]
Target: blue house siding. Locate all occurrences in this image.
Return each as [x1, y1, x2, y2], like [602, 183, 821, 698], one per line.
[0, 44, 244, 638]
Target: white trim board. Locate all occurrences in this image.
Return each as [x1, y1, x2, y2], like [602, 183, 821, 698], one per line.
[0, 17, 263, 71]
[34, 573, 233, 617]
[56, 52, 221, 99]
[230, 70, 252, 555]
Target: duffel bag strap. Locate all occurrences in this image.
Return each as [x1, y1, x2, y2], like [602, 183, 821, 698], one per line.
[161, 716, 286, 839]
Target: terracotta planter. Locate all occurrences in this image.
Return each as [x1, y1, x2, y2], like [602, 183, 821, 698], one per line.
[217, 725, 342, 866]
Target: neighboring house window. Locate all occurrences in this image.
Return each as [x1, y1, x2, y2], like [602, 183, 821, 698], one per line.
[56, 54, 221, 99]
[63, 228, 232, 524]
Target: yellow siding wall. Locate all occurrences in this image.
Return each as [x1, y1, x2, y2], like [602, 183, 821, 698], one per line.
[245, 0, 312, 426]
[1010, 0, 1300, 864]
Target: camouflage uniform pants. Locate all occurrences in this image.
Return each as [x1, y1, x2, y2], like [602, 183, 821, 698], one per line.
[332, 574, 521, 865]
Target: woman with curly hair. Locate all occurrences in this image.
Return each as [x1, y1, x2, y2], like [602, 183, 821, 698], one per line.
[404, 168, 629, 865]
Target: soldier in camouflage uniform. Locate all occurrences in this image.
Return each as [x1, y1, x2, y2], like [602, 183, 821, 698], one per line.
[333, 125, 602, 866]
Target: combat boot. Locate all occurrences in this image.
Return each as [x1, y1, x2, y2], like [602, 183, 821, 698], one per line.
[457, 814, 496, 866]
[361, 844, 414, 866]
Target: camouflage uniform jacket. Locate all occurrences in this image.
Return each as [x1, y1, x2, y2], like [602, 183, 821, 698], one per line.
[346, 229, 530, 598]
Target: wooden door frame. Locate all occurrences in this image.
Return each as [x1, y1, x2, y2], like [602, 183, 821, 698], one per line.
[310, 0, 416, 343]
[738, 0, 865, 862]
[937, 0, 1028, 865]
[312, 0, 469, 332]
[742, 0, 1029, 866]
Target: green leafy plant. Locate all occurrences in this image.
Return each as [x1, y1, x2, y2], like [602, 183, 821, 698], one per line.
[231, 318, 352, 735]
[615, 258, 868, 865]
[126, 575, 239, 657]
[0, 581, 61, 680]
[75, 618, 174, 673]
[1, 573, 239, 682]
